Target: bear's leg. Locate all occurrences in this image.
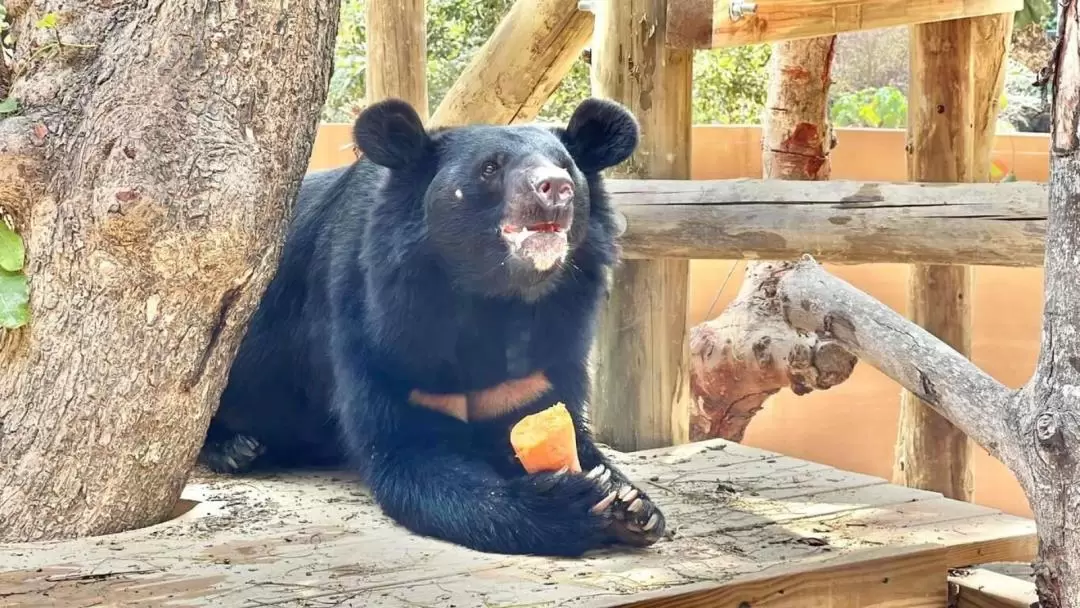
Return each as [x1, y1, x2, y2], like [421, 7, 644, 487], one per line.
[340, 375, 650, 557]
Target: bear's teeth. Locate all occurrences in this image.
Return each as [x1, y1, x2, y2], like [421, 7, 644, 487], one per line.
[503, 228, 536, 248]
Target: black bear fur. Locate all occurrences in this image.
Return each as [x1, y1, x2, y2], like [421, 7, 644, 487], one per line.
[199, 97, 666, 557]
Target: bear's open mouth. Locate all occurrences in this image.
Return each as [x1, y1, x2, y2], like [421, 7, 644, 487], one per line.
[500, 222, 570, 272]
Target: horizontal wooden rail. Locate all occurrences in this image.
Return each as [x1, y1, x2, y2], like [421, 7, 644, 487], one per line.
[610, 178, 1048, 267]
[662, 0, 1023, 49]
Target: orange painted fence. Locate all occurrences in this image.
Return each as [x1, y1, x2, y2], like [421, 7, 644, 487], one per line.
[309, 124, 1051, 519]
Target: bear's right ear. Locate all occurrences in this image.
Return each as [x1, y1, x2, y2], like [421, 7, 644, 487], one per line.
[353, 99, 432, 170]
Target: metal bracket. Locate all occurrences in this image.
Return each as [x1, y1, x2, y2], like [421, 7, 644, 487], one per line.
[729, 0, 758, 21]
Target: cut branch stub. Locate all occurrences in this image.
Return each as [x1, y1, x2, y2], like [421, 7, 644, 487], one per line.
[688, 266, 856, 442]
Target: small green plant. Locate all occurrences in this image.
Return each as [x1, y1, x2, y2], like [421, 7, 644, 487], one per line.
[0, 220, 29, 329]
[830, 86, 908, 129]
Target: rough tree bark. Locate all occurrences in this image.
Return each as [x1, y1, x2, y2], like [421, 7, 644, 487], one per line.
[689, 36, 856, 441]
[0, 0, 338, 541]
[712, 2, 1080, 603]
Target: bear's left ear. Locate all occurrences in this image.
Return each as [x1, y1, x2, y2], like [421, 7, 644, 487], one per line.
[556, 98, 639, 173]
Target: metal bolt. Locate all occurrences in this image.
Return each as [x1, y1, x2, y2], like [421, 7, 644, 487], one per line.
[729, 0, 758, 21]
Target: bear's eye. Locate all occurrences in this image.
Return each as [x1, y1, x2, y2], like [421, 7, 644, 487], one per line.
[480, 160, 500, 177]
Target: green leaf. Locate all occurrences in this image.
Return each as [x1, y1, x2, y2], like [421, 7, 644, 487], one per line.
[0, 269, 29, 329]
[1015, 0, 1053, 30]
[0, 96, 17, 116]
[35, 11, 57, 29]
[0, 222, 23, 271]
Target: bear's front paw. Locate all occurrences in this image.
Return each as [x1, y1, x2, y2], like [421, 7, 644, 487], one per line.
[583, 464, 665, 547]
[198, 434, 266, 474]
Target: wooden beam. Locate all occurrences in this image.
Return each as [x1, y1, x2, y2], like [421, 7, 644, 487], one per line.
[589, 0, 693, 451]
[665, 0, 1023, 49]
[428, 0, 593, 127]
[366, 0, 428, 118]
[950, 568, 1039, 608]
[893, 14, 1012, 502]
[605, 178, 1047, 267]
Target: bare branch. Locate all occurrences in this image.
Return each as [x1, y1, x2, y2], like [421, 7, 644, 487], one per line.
[741, 256, 1018, 464]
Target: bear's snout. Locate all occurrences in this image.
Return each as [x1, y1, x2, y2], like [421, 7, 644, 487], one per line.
[528, 166, 574, 209]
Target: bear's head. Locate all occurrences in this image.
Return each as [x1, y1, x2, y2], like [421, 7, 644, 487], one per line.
[353, 97, 638, 300]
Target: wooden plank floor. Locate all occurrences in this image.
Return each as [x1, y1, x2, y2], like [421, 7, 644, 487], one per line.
[0, 439, 1036, 607]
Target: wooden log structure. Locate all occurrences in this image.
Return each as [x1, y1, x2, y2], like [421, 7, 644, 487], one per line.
[893, 13, 1013, 502]
[366, 0, 428, 117]
[589, 0, 693, 451]
[429, 0, 593, 127]
[664, 0, 1023, 49]
[605, 178, 1047, 267]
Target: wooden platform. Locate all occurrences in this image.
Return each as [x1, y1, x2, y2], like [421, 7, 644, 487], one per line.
[0, 439, 1036, 607]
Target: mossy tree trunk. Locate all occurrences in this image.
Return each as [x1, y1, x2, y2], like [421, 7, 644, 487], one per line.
[0, 0, 338, 541]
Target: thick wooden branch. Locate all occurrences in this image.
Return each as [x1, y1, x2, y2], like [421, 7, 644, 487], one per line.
[665, 0, 1022, 49]
[741, 256, 1018, 466]
[607, 178, 1047, 266]
[688, 274, 856, 441]
[429, 0, 592, 127]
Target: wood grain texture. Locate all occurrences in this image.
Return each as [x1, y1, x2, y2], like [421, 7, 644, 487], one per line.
[894, 17, 983, 502]
[428, 0, 593, 126]
[972, 12, 1015, 182]
[603, 178, 1048, 266]
[951, 568, 1039, 608]
[0, 440, 1037, 607]
[666, 0, 1024, 48]
[0, 0, 338, 542]
[589, 0, 693, 450]
[366, 0, 428, 118]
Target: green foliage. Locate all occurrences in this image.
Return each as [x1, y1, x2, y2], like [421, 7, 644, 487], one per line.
[0, 269, 29, 329]
[35, 11, 57, 30]
[1014, 0, 1053, 30]
[323, 0, 771, 125]
[0, 222, 28, 329]
[0, 222, 24, 272]
[830, 86, 907, 129]
[692, 45, 772, 124]
[0, 96, 17, 115]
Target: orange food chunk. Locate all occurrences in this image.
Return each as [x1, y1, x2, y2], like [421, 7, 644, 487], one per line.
[510, 402, 582, 474]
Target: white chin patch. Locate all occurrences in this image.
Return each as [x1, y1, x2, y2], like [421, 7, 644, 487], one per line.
[503, 228, 569, 271]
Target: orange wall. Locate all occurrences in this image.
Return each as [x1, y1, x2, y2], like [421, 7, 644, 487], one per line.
[308, 124, 1049, 519]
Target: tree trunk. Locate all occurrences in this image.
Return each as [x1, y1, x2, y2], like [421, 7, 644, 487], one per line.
[701, 2, 1080, 602]
[0, 0, 338, 542]
[689, 35, 850, 442]
[1024, 2, 1080, 602]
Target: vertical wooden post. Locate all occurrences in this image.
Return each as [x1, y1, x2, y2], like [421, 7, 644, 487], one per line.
[589, 0, 693, 450]
[367, 0, 428, 118]
[894, 14, 1012, 501]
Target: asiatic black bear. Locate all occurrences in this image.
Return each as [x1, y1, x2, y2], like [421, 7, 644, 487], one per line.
[199, 97, 666, 557]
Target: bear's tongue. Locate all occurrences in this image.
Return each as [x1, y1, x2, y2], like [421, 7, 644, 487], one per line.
[502, 225, 568, 271]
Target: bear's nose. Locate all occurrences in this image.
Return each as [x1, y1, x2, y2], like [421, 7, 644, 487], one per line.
[531, 168, 574, 207]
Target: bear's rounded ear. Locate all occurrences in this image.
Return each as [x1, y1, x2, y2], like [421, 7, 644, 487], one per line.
[353, 99, 431, 170]
[558, 98, 639, 173]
